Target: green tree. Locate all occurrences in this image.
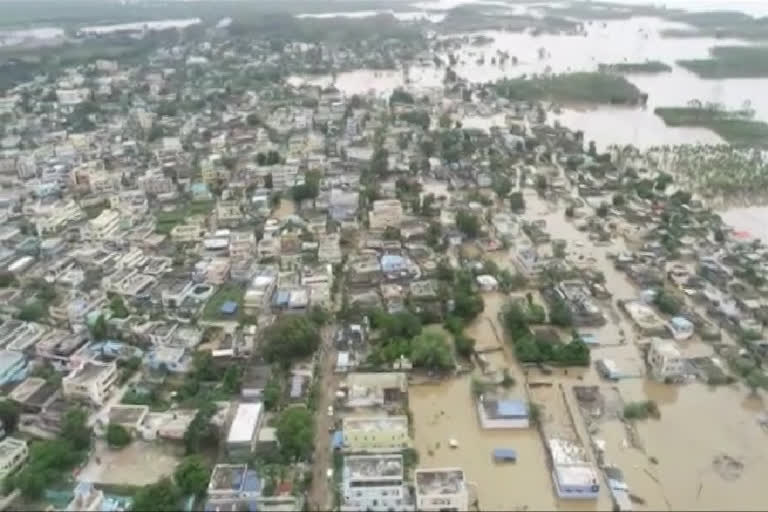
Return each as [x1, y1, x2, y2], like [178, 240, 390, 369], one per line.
[184, 403, 217, 454]
[454, 333, 476, 358]
[110, 296, 129, 318]
[90, 314, 109, 341]
[0, 400, 19, 434]
[18, 301, 45, 322]
[62, 407, 91, 451]
[221, 366, 242, 395]
[596, 203, 609, 217]
[456, 211, 481, 239]
[509, 191, 525, 212]
[612, 193, 625, 207]
[276, 407, 314, 462]
[263, 316, 321, 364]
[411, 331, 454, 370]
[263, 376, 281, 411]
[174, 455, 211, 497]
[653, 289, 681, 316]
[0, 272, 16, 288]
[549, 296, 573, 328]
[106, 423, 131, 448]
[132, 477, 181, 511]
[492, 175, 512, 198]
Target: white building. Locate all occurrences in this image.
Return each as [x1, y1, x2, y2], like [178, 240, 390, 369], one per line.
[226, 402, 264, 457]
[369, 199, 403, 230]
[62, 359, 118, 405]
[647, 338, 686, 381]
[342, 454, 411, 512]
[87, 209, 121, 240]
[0, 437, 28, 480]
[414, 468, 469, 512]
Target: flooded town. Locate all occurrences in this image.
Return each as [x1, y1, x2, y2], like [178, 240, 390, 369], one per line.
[0, 0, 767, 511]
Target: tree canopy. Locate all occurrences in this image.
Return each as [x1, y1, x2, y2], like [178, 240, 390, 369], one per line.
[106, 423, 131, 448]
[276, 407, 314, 462]
[263, 315, 321, 363]
[174, 455, 211, 497]
[132, 477, 181, 511]
[411, 331, 454, 370]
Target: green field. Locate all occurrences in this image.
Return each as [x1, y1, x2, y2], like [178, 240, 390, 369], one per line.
[678, 46, 768, 78]
[654, 107, 768, 147]
[493, 72, 644, 105]
[154, 200, 215, 235]
[202, 283, 245, 321]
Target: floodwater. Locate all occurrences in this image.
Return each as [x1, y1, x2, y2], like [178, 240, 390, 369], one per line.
[291, 12, 768, 149]
[720, 206, 768, 241]
[295, 10, 447, 22]
[410, 177, 768, 509]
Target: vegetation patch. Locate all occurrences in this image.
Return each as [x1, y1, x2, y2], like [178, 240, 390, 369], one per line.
[623, 400, 661, 420]
[598, 61, 671, 73]
[492, 72, 644, 105]
[654, 106, 768, 147]
[201, 283, 245, 321]
[677, 46, 768, 78]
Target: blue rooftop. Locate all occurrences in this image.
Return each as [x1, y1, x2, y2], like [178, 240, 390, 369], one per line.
[332, 430, 343, 449]
[493, 448, 518, 460]
[671, 316, 693, 329]
[496, 399, 528, 418]
[219, 301, 238, 315]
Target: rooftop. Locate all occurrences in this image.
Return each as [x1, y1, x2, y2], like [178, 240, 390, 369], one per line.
[342, 415, 408, 433]
[344, 454, 403, 481]
[227, 403, 263, 444]
[415, 468, 466, 495]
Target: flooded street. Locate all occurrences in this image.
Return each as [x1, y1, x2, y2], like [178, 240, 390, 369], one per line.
[409, 179, 768, 510]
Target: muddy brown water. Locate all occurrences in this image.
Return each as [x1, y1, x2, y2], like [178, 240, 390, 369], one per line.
[411, 187, 768, 510]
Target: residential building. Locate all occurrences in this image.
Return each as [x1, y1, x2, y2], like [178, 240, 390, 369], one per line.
[170, 223, 203, 243]
[647, 338, 686, 381]
[369, 199, 403, 230]
[87, 209, 122, 240]
[414, 468, 469, 512]
[343, 372, 408, 409]
[227, 402, 264, 458]
[66, 482, 104, 512]
[476, 396, 530, 429]
[0, 437, 28, 480]
[342, 454, 411, 512]
[342, 416, 410, 453]
[0, 350, 27, 387]
[206, 464, 262, 510]
[62, 359, 118, 405]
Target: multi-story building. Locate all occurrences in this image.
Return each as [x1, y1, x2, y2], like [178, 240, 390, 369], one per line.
[647, 338, 686, 381]
[0, 437, 28, 480]
[87, 209, 121, 240]
[342, 454, 411, 512]
[414, 468, 469, 512]
[34, 200, 85, 236]
[226, 402, 264, 458]
[62, 359, 118, 405]
[341, 416, 410, 453]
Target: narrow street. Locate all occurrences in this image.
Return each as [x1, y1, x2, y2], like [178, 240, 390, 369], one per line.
[308, 325, 339, 511]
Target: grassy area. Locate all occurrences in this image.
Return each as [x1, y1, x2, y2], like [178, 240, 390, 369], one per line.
[677, 46, 768, 78]
[493, 72, 644, 105]
[154, 200, 215, 234]
[202, 283, 245, 321]
[654, 107, 768, 147]
[598, 61, 671, 73]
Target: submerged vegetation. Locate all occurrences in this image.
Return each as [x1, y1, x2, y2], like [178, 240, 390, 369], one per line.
[677, 46, 768, 78]
[654, 106, 768, 148]
[492, 72, 644, 106]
